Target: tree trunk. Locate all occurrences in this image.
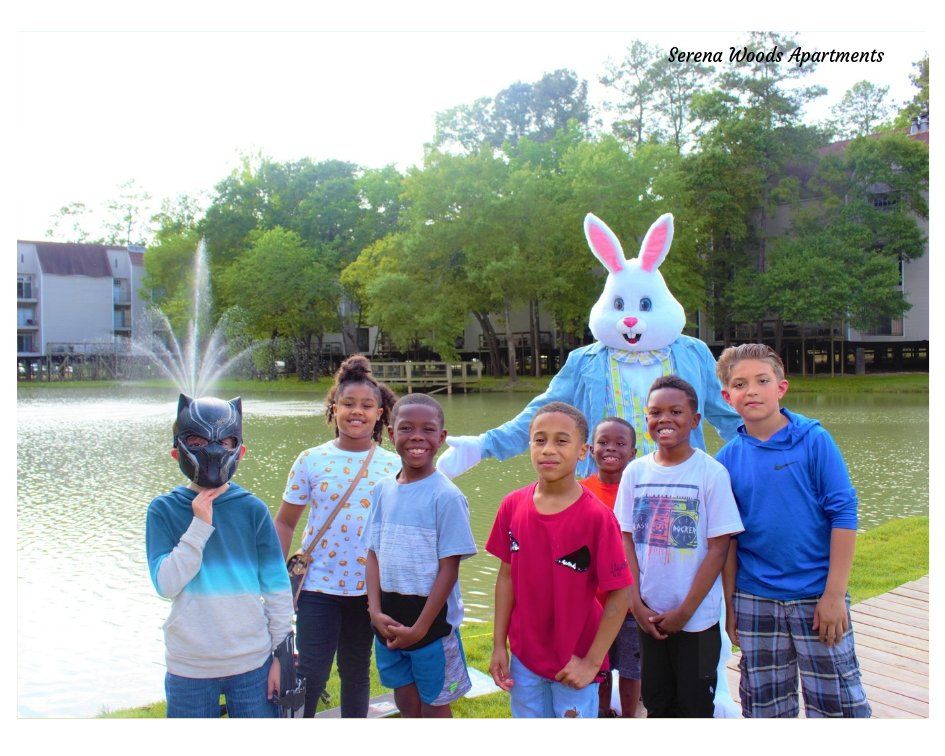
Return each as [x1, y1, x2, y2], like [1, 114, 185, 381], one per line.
[530, 299, 541, 378]
[801, 328, 807, 378]
[774, 318, 783, 363]
[830, 321, 835, 378]
[839, 318, 845, 376]
[473, 310, 502, 377]
[504, 299, 518, 383]
[267, 330, 278, 381]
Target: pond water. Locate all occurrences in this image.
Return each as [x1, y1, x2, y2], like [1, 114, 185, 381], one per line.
[16, 385, 928, 717]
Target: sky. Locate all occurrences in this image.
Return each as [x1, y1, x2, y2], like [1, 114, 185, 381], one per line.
[13, 3, 930, 241]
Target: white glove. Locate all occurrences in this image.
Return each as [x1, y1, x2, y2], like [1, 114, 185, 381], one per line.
[436, 434, 485, 479]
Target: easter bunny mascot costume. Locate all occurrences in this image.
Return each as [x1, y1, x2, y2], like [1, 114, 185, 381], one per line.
[437, 212, 743, 717]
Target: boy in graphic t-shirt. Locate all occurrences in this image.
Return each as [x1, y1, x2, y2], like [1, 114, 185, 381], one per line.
[614, 376, 743, 718]
[487, 402, 632, 718]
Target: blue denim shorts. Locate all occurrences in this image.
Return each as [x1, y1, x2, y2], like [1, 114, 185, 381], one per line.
[374, 629, 471, 706]
[509, 654, 599, 718]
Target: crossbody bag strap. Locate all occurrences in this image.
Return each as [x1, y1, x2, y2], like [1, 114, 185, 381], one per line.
[300, 443, 377, 559]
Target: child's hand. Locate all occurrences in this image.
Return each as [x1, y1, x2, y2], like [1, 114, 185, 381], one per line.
[631, 598, 667, 640]
[725, 604, 739, 648]
[489, 646, 514, 691]
[554, 655, 598, 690]
[369, 611, 399, 641]
[267, 656, 281, 701]
[192, 485, 226, 525]
[813, 592, 848, 646]
[385, 623, 423, 650]
[651, 606, 691, 636]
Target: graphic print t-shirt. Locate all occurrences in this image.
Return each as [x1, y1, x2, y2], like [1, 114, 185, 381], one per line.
[614, 449, 743, 632]
[282, 441, 399, 595]
[363, 470, 477, 641]
[485, 485, 632, 681]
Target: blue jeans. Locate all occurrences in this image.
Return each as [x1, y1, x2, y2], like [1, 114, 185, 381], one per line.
[509, 655, 599, 718]
[165, 657, 276, 718]
[296, 590, 374, 717]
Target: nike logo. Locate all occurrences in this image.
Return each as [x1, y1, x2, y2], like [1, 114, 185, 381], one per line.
[774, 462, 797, 470]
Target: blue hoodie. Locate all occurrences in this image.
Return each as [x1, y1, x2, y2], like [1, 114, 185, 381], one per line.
[715, 409, 858, 600]
[145, 483, 293, 677]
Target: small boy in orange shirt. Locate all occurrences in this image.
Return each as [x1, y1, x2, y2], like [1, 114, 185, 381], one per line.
[582, 417, 640, 718]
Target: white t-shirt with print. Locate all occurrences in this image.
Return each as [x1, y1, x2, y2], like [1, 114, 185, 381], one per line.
[282, 440, 399, 596]
[614, 448, 744, 632]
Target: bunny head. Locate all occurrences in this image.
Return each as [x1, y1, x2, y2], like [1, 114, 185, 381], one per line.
[584, 213, 686, 353]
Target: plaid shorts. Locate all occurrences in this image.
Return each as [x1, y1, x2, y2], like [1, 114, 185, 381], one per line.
[733, 591, 871, 718]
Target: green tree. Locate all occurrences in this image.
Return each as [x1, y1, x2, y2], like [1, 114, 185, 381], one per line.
[893, 55, 929, 130]
[221, 227, 340, 380]
[828, 81, 894, 139]
[600, 40, 661, 146]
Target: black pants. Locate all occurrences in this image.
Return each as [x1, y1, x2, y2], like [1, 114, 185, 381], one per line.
[295, 591, 374, 718]
[639, 621, 721, 718]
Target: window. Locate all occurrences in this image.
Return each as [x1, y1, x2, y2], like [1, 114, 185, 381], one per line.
[114, 310, 130, 329]
[871, 191, 899, 211]
[865, 318, 904, 337]
[18, 305, 35, 327]
[113, 278, 130, 303]
[17, 333, 36, 352]
[17, 275, 33, 299]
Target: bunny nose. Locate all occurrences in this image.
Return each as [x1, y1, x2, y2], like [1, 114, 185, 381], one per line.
[623, 317, 638, 328]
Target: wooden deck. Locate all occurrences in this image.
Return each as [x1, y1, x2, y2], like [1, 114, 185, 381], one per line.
[369, 361, 483, 394]
[724, 575, 930, 718]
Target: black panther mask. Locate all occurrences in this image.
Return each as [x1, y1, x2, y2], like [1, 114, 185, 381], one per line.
[173, 394, 243, 488]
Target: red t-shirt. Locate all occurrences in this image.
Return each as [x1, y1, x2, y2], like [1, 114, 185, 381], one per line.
[485, 483, 632, 681]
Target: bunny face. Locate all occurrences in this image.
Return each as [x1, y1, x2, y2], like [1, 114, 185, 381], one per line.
[584, 213, 686, 353]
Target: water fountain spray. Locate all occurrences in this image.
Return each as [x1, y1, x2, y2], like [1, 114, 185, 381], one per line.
[133, 240, 262, 396]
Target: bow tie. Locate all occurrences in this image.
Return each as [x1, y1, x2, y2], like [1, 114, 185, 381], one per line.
[608, 347, 672, 366]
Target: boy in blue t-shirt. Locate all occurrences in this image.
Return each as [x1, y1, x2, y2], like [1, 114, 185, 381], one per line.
[364, 393, 477, 718]
[714, 345, 871, 718]
[145, 395, 294, 717]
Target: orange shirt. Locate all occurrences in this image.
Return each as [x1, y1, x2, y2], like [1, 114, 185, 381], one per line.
[582, 473, 620, 511]
[582, 473, 628, 613]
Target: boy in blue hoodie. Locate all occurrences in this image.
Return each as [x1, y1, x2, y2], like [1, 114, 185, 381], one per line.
[714, 345, 870, 718]
[145, 395, 293, 717]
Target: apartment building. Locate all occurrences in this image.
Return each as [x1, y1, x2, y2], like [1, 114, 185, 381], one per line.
[16, 241, 147, 372]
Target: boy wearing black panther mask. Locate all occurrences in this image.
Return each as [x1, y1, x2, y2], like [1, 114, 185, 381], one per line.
[146, 395, 293, 717]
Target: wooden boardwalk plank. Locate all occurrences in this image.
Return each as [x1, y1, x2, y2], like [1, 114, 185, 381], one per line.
[854, 642, 930, 675]
[859, 670, 929, 703]
[852, 622, 928, 652]
[857, 655, 929, 688]
[875, 593, 928, 610]
[859, 596, 928, 619]
[852, 604, 929, 630]
[890, 586, 930, 601]
[902, 576, 929, 593]
[854, 633, 928, 663]
[851, 610, 929, 641]
[861, 682, 929, 717]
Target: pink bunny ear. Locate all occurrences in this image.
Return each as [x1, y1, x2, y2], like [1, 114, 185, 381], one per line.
[639, 213, 674, 272]
[584, 214, 625, 274]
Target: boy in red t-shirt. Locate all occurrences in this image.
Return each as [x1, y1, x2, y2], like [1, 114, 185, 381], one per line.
[582, 417, 641, 718]
[486, 402, 632, 718]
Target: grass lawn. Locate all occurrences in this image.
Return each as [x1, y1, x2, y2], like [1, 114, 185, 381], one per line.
[100, 514, 928, 718]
